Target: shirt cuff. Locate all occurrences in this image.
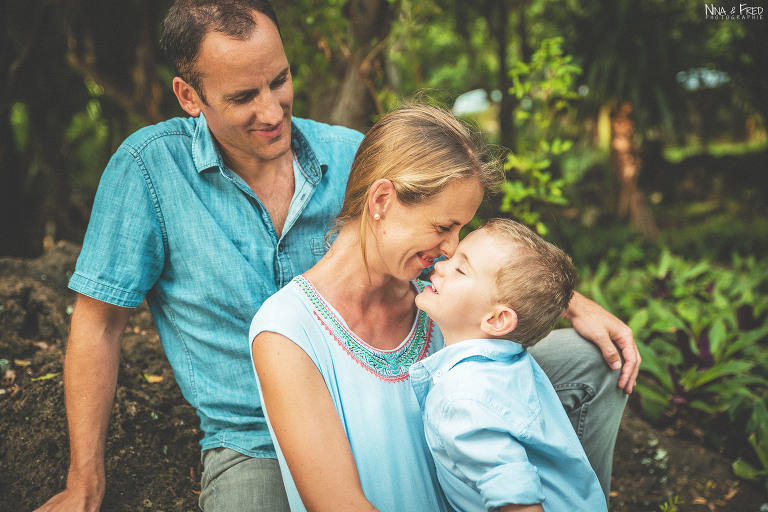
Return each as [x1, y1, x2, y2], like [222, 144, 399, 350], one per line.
[69, 272, 145, 308]
[477, 462, 545, 509]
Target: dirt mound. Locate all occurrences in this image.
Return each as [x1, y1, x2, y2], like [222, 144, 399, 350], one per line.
[0, 242, 200, 511]
[0, 242, 765, 511]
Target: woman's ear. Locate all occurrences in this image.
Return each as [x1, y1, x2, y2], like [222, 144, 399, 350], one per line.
[172, 77, 203, 117]
[480, 305, 518, 337]
[367, 179, 396, 220]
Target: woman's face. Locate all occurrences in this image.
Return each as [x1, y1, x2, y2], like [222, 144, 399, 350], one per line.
[369, 178, 484, 281]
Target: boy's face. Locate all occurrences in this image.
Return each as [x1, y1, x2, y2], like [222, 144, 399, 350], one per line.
[415, 229, 509, 344]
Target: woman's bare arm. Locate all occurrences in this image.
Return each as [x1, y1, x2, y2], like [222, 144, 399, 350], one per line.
[252, 331, 379, 512]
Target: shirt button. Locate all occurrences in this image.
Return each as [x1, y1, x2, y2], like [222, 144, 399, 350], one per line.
[434, 369, 443, 378]
[278, 244, 284, 253]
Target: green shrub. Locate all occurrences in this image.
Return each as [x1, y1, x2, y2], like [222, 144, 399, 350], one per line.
[580, 247, 768, 489]
[500, 37, 578, 235]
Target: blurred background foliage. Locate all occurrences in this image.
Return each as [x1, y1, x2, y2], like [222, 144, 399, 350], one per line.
[2, 0, 766, 491]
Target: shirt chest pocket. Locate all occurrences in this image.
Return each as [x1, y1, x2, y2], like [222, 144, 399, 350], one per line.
[310, 236, 330, 261]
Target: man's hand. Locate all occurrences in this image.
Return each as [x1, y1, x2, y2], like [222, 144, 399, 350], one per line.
[34, 471, 105, 512]
[563, 291, 641, 393]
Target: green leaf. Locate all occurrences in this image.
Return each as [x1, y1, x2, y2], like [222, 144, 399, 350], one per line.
[689, 399, 730, 414]
[679, 260, 710, 282]
[648, 301, 686, 332]
[628, 309, 649, 334]
[678, 366, 700, 390]
[657, 250, 672, 279]
[635, 383, 670, 420]
[725, 325, 768, 358]
[732, 458, 763, 481]
[637, 343, 674, 391]
[750, 433, 768, 470]
[708, 319, 727, 359]
[691, 360, 753, 390]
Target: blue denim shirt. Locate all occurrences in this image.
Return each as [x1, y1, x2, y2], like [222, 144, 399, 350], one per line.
[410, 339, 606, 511]
[69, 113, 363, 457]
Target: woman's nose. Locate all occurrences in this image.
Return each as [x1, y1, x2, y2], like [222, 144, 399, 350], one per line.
[440, 232, 459, 257]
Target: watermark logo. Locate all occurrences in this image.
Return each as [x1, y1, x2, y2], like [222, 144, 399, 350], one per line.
[704, 3, 764, 20]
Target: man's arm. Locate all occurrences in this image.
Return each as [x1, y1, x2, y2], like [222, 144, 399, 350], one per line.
[563, 290, 641, 393]
[35, 294, 132, 512]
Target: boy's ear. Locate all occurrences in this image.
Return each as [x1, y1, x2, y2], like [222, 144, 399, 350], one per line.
[172, 77, 203, 117]
[480, 305, 518, 337]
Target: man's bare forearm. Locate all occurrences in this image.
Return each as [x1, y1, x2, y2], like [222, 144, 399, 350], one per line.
[36, 295, 131, 512]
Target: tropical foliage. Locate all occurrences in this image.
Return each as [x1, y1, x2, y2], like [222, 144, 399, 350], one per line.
[579, 247, 768, 491]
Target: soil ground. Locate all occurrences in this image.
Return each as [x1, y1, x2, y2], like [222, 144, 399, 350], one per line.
[1, 242, 766, 511]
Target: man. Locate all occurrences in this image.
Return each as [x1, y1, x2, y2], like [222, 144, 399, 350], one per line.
[36, 1, 362, 511]
[37, 1, 640, 511]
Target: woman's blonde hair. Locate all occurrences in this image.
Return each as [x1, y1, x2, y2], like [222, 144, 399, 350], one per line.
[332, 104, 503, 263]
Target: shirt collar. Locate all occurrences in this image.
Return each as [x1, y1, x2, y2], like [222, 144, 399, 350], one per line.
[410, 338, 524, 408]
[291, 119, 325, 185]
[191, 115, 327, 183]
[192, 112, 223, 174]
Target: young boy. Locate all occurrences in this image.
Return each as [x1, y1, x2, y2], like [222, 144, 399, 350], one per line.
[411, 218, 607, 512]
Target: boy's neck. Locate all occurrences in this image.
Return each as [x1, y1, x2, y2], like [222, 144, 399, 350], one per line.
[441, 329, 494, 347]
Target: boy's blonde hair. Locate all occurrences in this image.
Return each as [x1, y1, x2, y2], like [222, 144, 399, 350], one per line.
[331, 104, 503, 265]
[483, 218, 576, 348]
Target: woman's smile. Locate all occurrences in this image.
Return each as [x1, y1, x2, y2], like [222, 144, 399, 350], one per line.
[417, 252, 436, 268]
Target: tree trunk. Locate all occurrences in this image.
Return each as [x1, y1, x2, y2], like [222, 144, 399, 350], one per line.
[610, 102, 659, 239]
[323, 0, 392, 131]
[478, 0, 517, 152]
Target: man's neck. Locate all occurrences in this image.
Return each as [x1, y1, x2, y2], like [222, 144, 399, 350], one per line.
[229, 150, 296, 237]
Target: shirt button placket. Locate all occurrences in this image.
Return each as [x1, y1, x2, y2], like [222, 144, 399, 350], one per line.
[275, 241, 292, 287]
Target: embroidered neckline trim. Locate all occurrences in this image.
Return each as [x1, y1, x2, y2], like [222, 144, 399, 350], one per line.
[295, 275, 433, 381]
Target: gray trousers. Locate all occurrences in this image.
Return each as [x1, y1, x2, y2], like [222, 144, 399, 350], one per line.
[199, 449, 289, 512]
[200, 328, 626, 510]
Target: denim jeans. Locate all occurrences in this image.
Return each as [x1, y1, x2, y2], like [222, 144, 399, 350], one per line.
[528, 328, 628, 502]
[199, 448, 289, 512]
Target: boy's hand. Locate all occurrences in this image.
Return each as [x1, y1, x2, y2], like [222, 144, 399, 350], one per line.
[563, 291, 641, 394]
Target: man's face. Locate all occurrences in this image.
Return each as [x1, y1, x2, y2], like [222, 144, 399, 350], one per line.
[190, 11, 294, 167]
[415, 229, 509, 343]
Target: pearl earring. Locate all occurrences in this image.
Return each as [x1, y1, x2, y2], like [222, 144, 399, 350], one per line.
[373, 213, 381, 220]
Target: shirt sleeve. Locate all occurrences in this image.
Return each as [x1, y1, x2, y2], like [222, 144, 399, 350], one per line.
[429, 397, 545, 509]
[69, 146, 165, 307]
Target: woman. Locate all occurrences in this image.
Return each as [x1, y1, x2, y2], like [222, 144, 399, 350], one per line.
[251, 104, 639, 511]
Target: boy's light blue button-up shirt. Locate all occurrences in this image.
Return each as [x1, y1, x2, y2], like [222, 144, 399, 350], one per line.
[410, 339, 607, 512]
[69, 113, 363, 457]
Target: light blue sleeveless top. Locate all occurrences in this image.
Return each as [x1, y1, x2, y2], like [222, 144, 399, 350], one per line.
[249, 276, 450, 512]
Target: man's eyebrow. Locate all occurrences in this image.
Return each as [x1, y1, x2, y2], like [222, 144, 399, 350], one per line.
[272, 66, 290, 82]
[224, 66, 291, 100]
[223, 87, 258, 101]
